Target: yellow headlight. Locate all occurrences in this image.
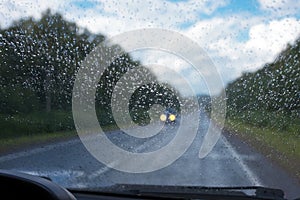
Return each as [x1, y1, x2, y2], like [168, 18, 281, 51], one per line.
[160, 114, 167, 122]
[169, 114, 176, 121]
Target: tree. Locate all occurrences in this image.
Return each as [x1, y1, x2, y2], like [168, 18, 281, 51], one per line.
[226, 37, 300, 113]
[0, 9, 104, 113]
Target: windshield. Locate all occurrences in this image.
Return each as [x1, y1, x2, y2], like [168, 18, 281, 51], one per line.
[0, 0, 299, 199]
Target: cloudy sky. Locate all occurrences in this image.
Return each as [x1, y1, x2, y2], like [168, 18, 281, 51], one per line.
[1, 0, 300, 96]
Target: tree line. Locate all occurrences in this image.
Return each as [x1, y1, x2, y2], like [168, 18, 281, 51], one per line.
[0, 9, 180, 133]
[225, 35, 300, 132]
[226, 37, 300, 113]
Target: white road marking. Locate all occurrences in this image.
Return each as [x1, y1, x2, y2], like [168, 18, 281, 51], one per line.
[221, 135, 263, 186]
[206, 151, 257, 160]
[87, 166, 110, 179]
[0, 138, 80, 162]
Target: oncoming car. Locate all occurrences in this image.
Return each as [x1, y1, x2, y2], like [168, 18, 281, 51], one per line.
[160, 108, 178, 123]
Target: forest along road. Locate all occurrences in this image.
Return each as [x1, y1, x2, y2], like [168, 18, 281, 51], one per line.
[0, 110, 299, 199]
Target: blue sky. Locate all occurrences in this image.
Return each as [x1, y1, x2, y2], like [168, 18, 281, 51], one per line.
[0, 0, 300, 95]
[216, 0, 261, 15]
[72, 0, 98, 9]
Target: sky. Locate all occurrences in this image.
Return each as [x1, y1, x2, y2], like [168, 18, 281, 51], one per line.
[1, 0, 300, 96]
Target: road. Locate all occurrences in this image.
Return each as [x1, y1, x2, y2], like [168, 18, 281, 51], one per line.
[0, 111, 299, 199]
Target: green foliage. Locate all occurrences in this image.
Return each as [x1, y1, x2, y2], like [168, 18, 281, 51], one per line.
[228, 110, 299, 132]
[226, 37, 300, 113]
[0, 85, 40, 114]
[0, 9, 181, 138]
[0, 9, 103, 113]
[225, 36, 300, 140]
[129, 82, 181, 125]
[95, 54, 181, 127]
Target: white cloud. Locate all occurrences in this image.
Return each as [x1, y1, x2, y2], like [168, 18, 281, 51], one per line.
[0, 0, 65, 27]
[245, 17, 300, 62]
[183, 16, 300, 87]
[131, 50, 205, 96]
[59, 0, 229, 36]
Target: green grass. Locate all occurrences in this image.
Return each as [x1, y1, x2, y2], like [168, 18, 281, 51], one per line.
[0, 111, 76, 153]
[0, 106, 148, 153]
[0, 109, 125, 154]
[0, 124, 123, 154]
[225, 110, 300, 179]
[0, 111, 75, 139]
[0, 131, 76, 154]
[226, 119, 300, 158]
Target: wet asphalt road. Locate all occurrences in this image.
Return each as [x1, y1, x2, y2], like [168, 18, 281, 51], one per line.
[0, 111, 299, 199]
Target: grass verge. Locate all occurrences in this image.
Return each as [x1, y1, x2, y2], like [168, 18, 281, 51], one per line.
[0, 124, 122, 155]
[225, 115, 300, 181]
[0, 131, 77, 155]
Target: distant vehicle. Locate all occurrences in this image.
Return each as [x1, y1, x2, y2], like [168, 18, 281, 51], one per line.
[160, 107, 178, 123]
